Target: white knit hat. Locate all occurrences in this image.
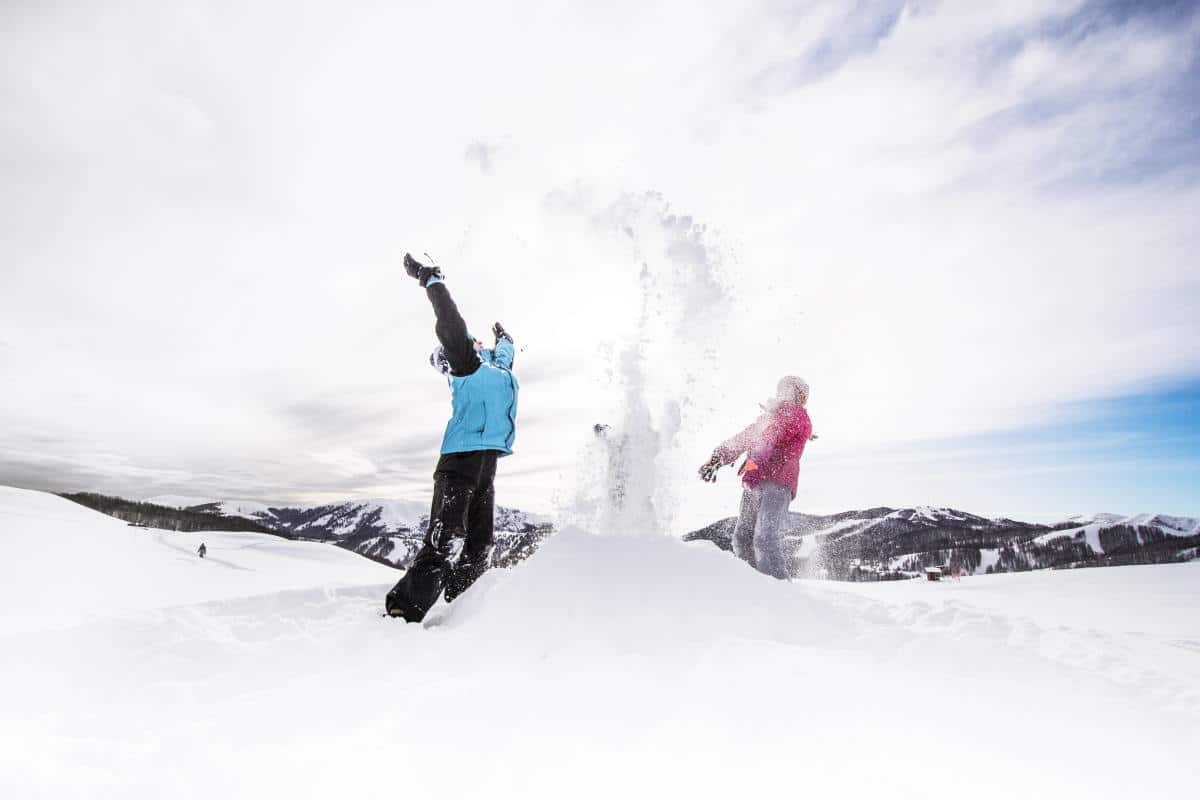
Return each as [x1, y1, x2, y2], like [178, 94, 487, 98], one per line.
[777, 376, 810, 406]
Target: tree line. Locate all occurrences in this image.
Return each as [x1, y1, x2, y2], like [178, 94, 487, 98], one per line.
[60, 492, 286, 537]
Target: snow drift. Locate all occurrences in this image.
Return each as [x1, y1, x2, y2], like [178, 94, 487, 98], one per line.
[2, 485, 1198, 799]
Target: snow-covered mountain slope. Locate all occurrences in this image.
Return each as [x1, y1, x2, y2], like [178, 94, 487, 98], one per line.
[0, 486, 396, 636]
[687, 505, 1200, 579]
[1, 484, 1196, 799]
[1036, 513, 1200, 549]
[150, 494, 553, 571]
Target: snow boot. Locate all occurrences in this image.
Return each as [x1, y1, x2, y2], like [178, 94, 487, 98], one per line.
[384, 586, 425, 623]
[443, 556, 488, 603]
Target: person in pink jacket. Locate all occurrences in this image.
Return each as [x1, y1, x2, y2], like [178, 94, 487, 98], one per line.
[698, 376, 815, 579]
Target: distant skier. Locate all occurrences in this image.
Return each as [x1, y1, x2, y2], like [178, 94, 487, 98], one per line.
[198, 542, 207, 558]
[698, 376, 815, 579]
[385, 254, 520, 623]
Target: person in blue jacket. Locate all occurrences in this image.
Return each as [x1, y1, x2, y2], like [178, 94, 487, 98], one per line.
[385, 253, 520, 622]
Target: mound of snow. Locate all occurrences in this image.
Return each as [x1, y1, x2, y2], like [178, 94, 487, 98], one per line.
[427, 527, 845, 649]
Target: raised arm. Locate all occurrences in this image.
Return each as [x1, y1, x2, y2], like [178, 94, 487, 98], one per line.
[487, 322, 515, 370]
[425, 281, 480, 377]
[403, 252, 480, 377]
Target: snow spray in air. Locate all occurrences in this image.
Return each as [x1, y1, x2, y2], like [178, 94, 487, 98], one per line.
[566, 193, 731, 536]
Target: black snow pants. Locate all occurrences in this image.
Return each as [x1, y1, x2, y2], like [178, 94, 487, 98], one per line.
[385, 451, 499, 622]
[385, 278, 504, 622]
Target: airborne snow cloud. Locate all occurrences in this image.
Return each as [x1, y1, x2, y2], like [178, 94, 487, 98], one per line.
[0, 0, 1197, 522]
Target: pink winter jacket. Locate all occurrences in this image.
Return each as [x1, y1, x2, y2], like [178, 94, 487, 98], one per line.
[715, 403, 813, 499]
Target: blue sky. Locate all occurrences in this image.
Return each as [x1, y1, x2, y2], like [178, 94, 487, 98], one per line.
[796, 381, 1200, 523]
[1010, 381, 1200, 516]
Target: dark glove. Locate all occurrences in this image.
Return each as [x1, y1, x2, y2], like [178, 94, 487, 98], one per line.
[493, 321, 512, 345]
[403, 253, 443, 287]
[698, 451, 723, 483]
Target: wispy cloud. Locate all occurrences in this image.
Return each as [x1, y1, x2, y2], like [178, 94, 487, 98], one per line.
[0, 0, 1196, 520]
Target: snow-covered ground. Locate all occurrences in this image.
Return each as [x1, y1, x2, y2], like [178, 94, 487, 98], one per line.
[2, 486, 1197, 798]
[0, 487, 397, 637]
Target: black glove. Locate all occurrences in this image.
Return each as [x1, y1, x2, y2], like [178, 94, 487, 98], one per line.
[493, 321, 512, 345]
[403, 253, 443, 287]
[698, 451, 723, 483]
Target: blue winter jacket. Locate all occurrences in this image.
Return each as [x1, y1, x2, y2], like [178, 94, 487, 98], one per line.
[440, 338, 519, 456]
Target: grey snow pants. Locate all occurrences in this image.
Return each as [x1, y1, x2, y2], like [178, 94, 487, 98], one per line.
[731, 480, 792, 580]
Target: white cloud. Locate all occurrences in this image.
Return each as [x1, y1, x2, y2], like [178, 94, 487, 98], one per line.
[1, 0, 1196, 523]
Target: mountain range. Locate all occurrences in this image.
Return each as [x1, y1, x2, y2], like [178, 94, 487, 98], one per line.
[71, 493, 1199, 580]
[146, 495, 553, 571]
[684, 506, 1200, 579]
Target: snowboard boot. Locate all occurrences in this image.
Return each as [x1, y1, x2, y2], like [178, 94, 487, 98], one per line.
[403, 253, 443, 287]
[443, 556, 488, 603]
[385, 586, 425, 623]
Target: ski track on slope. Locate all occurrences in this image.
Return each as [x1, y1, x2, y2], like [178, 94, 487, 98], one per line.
[151, 532, 255, 571]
